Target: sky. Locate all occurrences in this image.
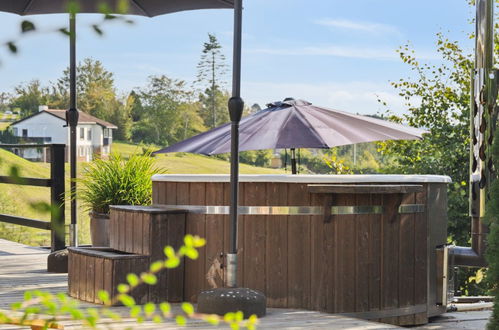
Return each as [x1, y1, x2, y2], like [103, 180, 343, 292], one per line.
[0, 0, 475, 115]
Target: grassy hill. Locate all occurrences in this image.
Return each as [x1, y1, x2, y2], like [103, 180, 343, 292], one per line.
[112, 142, 285, 174]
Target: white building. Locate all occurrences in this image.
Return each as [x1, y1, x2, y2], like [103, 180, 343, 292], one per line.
[9, 105, 117, 162]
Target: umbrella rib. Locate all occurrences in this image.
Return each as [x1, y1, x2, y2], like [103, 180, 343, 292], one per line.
[292, 107, 329, 148]
[217, 0, 236, 6]
[130, 0, 150, 16]
[21, 0, 35, 15]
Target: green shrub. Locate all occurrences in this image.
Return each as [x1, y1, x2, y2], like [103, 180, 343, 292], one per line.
[78, 152, 164, 214]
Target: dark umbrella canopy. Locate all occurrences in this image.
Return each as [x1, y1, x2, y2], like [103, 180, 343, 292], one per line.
[0, 0, 233, 16]
[155, 98, 426, 155]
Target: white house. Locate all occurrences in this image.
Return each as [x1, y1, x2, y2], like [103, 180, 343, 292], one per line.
[9, 105, 117, 162]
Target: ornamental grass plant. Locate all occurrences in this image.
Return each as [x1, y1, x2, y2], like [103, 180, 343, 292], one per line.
[78, 152, 164, 214]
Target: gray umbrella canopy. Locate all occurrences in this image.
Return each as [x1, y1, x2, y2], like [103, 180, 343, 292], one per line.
[0, 0, 233, 16]
[155, 98, 426, 155]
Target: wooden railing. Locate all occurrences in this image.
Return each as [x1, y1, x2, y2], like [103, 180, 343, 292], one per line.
[0, 144, 65, 252]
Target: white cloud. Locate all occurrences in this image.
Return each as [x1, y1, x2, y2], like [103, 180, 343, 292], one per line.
[242, 81, 417, 116]
[315, 18, 402, 37]
[247, 45, 439, 61]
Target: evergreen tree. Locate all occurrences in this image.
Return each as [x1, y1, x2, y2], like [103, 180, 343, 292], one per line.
[196, 33, 229, 128]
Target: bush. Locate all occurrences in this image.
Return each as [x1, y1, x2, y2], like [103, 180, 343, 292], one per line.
[78, 152, 164, 214]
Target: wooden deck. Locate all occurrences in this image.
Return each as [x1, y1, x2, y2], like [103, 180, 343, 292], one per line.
[0, 239, 401, 329]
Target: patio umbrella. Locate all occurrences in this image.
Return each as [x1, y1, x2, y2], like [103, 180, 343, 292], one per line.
[0, 0, 235, 247]
[154, 98, 427, 173]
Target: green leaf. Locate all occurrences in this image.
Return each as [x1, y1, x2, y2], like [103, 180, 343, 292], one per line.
[6, 42, 17, 54]
[159, 302, 171, 316]
[181, 302, 194, 316]
[10, 302, 22, 310]
[117, 284, 130, 293]
[66, 0, 80, 15]
[150, 261, 163, 272]
[165, 257, 180, 269]
[127, 273, 139, 287]
[118, 294, 135, 307]
[153, 315, 162, 323]
[130, 305, 142, 318]
[97, 290, 110, 304]
[24, 291, 32, 301]
[59, 28, 71, 36]
[176, 315, 186, 326]
[21, 20, 35, 33]
[193, 236, 206, 248]
[184, 234, 194, 247]
[182, 247, 199, 260]
[144, 303, 156, 316]
[92, 25, 103, 36]
[141, 273, 157, 285]
[204, 314, 220, 325]
[164, 246, 176, 258]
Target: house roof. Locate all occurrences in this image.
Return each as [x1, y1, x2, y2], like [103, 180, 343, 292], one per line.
[10, 109, 118, 129]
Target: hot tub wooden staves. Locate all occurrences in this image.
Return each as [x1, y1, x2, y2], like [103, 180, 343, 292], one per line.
[152, 174, 451, 326]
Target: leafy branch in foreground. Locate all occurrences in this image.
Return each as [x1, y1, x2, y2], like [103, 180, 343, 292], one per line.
[0, 235, 259, 329]
[2, 0, 134, 65]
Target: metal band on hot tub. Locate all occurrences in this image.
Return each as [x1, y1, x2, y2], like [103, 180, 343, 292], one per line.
[156, 204, 425, 215]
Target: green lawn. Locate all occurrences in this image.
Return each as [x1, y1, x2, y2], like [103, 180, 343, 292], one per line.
[112, 142, 285, 174]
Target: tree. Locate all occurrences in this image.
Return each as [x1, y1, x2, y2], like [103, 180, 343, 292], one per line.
[196, 34, 229, 128]
[133, 75, 199, 145]
[55, 58, 117, 121]
[9, 80, 51, 118]
[0, 92, 11, 113]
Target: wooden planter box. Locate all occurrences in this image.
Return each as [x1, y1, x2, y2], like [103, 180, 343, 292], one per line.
[68, 206, 187, 304]
[108, 205, 186, 302]
[68, 247, 149, 304]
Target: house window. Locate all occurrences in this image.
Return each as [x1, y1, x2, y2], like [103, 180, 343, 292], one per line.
[80, 127, 85, 140]
[79, 146, 84, 157]
[103, 128, 109, 138]
[12, 127, 18, 136]
[87, 128, 92, 141]
[22, 129, 28, 138]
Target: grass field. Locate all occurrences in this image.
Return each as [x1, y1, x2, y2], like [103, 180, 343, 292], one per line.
[112, 142, 285, 174]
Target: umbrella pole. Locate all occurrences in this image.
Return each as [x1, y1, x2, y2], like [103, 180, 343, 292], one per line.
[197, 0, 266, 317]
[291, 148, 297, 174]
[67, 13, 79, 247]
[226, 0, 244, 289]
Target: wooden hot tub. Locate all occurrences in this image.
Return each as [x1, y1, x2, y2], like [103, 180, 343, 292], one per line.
[152, 174, 451, 326]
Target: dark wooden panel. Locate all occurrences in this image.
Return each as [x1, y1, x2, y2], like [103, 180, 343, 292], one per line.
[94, 257, 104, 304]
[266, 183, 288, 307]
[68, 252, 76, 298]
[109, 210, 117, 250]
[142, 213, 152, 256]
[398, 193, 416, 326]
[334, 193, 356, 312]
[287, 183, 311, 309]
[133, 212, 144, 255]
[369, 194, 382, 320]
[243, 182, 266, 293]
[414, 190, 428, 325]
[166, 213, 186, 302]
[205, 183, 225, 289]
[355, 194, 371, 313]
[78, 255, 87, 301]
[185, 182, 206, 302]
[152, 181, 160, 204]
[133, 258, 148, 304]
[165, 182, 177, 205]
[380, 194, 401, 324]
[124, 210, 134, 253]
[308, 184, 424, 194]
[103, 258, 114, 299]
[310, 192, 334, 312]
[86, 256, 95, 303]
[119, 210, 126, 252]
